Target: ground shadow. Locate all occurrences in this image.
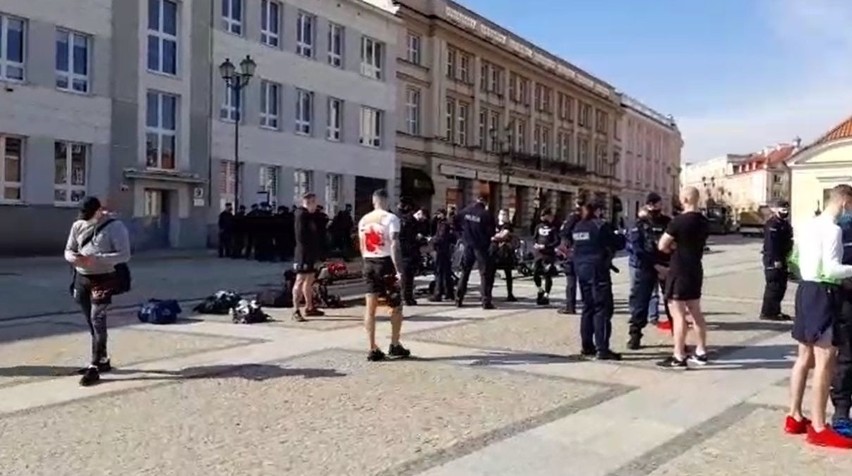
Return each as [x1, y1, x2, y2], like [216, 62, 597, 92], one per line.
[703, 344, 797, 371]
[708, 320, 791, 333]
[412, 350, 581, 366]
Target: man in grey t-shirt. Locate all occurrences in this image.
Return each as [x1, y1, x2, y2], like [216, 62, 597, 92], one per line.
[64, 196, 131, 386]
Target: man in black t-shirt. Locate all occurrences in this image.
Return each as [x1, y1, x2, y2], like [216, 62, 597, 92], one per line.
[656, 186, 710, 369]
[292, 193, 324, 322]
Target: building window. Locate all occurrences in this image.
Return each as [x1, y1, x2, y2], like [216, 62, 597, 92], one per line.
[516, 120, 526, 152]
[147, 0, 178, 75]
[519, 78, 529, 105]
[535, 85, 543, 111]
[325, 173, 342, 215]
[1, 136, 22, 202]
[405, 88, 420, 136]
[54, 141, 88, 205]
[579, 103, 591, 127]
[0, 15, 24, 82]
[222, 0, 243, 35]
[328, 23, 344, 67]
[219, 84, 242, 122]
[55, 30, 90, 93]
[360, 36, 383, 80]
[459, 53, 470, 83]
[541, 127, 551, 157]
[295, 89, 313, 135]
[489, 112, 500, 151]
[219, 160, 236, 208]
[508, 73, 517, 101]
[558, 132, 570, 161]
[406, 32, 421, 64]
[145, 91, 178, 170]
[478, 109, 487, 150]
[479, 61, 489, 92]
[327, 97, 342, 141]
[445, 98, 455, 142]
[595, 143, 607, 174]
[490, 66, 502, 94]
[596, 110, 609, 134]
[446, 48, 456, 79]
[259, 80, 280, 129]
[259, 165, 279, 203]
[578, 138, 590, 167]
[359, 106, 383, 148]
[296, 11, 314, 58]
[293, 169, 313, 204]
[260, 0, 280, 47]
[457, 102, 468, 146]
[613, 117, 620, 140]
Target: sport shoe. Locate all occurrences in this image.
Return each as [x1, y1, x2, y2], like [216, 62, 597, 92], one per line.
[536, 292, 547, 306]
[688, 353, 709, 366]
[77, 359, 112, 375]
[79, 366, 100, 387]
[784, 415, 811, 435]
[481, 301, 496, 310]
[305, 308, 325, 317]
[656, 356, 687, 369]
[557, 307, 576, 315]
[367, 348, 386, 362]
[388, 343, 411, 359]
[505, 295, 518, 302]
[627, 336, 641, 351]
[806, 425, 852, 448]
[832, 418, 852, 438]
[595, 350, 622, 361]
[291, 310, 306, 322]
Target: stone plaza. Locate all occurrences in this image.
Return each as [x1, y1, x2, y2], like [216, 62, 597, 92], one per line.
[0, 239, 850, 475]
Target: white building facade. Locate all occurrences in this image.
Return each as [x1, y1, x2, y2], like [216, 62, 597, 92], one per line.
[211, 0, 401, 220]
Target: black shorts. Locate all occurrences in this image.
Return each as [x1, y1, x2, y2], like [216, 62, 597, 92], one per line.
[363, 257, 397, 295]
[293, 254, 317, 274]
[793, 281, 841, 345]
[664, 272, 703, 301]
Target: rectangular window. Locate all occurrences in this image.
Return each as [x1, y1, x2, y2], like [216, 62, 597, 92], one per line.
[543, 86, 551, 113]
[508, 73, 517, 101]
[327, 97, 342, 141]
[259, 80, 280, 129]
[295, 89, 313, 135]
[406, 32, 420, 64]
[359, 106, 383, 148]
[260, 0, 280, 47]
[446, 48, 456, 78]
[0, 15, 25, 81]
[145, 91, 178, 170]
[325, 173, 342, 215]
[516, 120, 526, 152]
[535, 85, 542, 111]
[519, 78, 529, 105]
[259, 165, 279, 202]
[489, 112, 500, 151]
[579, 103, 591, 127]
[219, 160, 236, 208]
[578, 137, 590, 166]
[222, 0, 243, 35]
[558, 132, 570, 161]
[533, 125, 541, 155]
[296, 12, 314, 58]
[55, 29, 90, 93]
[596, 110, 609, 134]
[405, 88, 420, 136]
[147, 0, 178, 75]
[479, 61, 489, 92]
[459, 53, 470, 83]
[457, 102, 468, 146]
[53, 141, 88, 205]
[490, 66, 502, 93]
[541, 127, 551, 157]
[478, 109, 487, 150]
[219, 84, 242, 122]
[445, 98, 455, 142]
[293, 169, 313, 204]
[360, 36, 383, 80]
[328, 23, 344, 67]
[1, 136, 23, 201]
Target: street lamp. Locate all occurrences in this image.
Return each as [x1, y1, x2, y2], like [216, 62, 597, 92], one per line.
[219, 55, 256, 211]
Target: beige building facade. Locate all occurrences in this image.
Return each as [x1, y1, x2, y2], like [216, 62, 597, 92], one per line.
[616, 95, 682, 222]
[394, 0, 623, 228]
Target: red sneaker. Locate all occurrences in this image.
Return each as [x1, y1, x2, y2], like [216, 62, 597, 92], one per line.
[657, 320, 672, 331]
[784, 416, 810, 435]
[806, 425, 852, 448]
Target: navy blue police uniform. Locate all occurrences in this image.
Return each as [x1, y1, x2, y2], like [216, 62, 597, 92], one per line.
[626, 205, 672, 348]
[760, 201, 794, 320]
[398, 206, 421, 305]
[571, 212, 623, 360]
[558, 209, 581, 314]
[830, 216, 852, 431]
[429, 212, 457, 301]
[490, 222, 518, 301]
[454, 201, 496, 308]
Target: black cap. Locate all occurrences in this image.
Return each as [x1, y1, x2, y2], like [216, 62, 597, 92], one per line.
[646, 192, 662, 205]
[771, 198, 790, 208]
[78, 196, 102, 219]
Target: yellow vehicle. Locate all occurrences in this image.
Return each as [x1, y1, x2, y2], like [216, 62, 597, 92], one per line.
[738, 205, 770, 237]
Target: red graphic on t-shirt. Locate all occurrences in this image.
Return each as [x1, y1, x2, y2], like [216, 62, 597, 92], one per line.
[364, 227, 385, 252]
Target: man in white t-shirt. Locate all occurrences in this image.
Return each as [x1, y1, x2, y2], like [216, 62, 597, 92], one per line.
[786, 184, 852, 448]
[358, 189, 411, 362]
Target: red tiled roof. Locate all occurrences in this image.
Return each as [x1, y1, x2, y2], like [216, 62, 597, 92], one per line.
[736, 144, 796, 171]
[811, 115, 852, 147]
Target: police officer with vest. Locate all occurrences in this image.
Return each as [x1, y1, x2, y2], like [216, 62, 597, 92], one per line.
[831, 214, 852, 436]
[557, 200, 582, 314]
[760, 198, 794, 321]
[429, 208, 457, 302]
[454, 194, 496, 309]
[570, 200, 623, 360]
[398, 198, 421, 306]
[626, 192, 673, 349]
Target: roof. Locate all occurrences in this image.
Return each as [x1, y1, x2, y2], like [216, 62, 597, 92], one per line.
[735, 144, 797, 170]
[810, 114, 852, 147]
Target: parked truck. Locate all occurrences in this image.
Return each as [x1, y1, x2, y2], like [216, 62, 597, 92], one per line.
[738, 205, 771, 237]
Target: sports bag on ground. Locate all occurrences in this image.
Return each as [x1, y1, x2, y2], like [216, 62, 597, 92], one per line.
[231, 299, 269, 324]
[138, 299, 181, 324]
[193, 290, 241, 314]
[256, 289, 291, 308]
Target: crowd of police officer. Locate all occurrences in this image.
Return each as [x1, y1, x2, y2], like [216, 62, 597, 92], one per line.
[217, 202, 355, 262]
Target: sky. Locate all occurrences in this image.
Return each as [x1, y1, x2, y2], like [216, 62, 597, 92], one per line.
[455, 0, 852, 164]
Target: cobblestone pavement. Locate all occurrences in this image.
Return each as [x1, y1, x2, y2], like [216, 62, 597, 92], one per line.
[2, 237, 846, 475]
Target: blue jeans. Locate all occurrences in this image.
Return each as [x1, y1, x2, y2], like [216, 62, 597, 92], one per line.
[649, 282, 660, 320]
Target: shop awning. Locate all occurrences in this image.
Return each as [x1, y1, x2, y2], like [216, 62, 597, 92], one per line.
[401, 167, 435, 196]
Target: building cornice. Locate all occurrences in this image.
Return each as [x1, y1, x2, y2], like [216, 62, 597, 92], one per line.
[620, 94, 678, 130]
[350, 0, 404, 22]
[789, 138, 852, 168]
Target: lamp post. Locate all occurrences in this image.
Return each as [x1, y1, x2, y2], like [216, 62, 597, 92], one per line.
[219, 55, 256, 212]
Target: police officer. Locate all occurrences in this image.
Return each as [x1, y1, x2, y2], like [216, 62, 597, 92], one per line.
[532, 208, 560, 306]
[454, 194, 496, 309]
[831, 213, 852, 436]
[398, 198, 421, 306]
[570, 201, 623, 360]
[429, 208, 457, 302]
[760, 198, 794, 321]
[557, 200, 582, 314]
[626, 193, 673, 349]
